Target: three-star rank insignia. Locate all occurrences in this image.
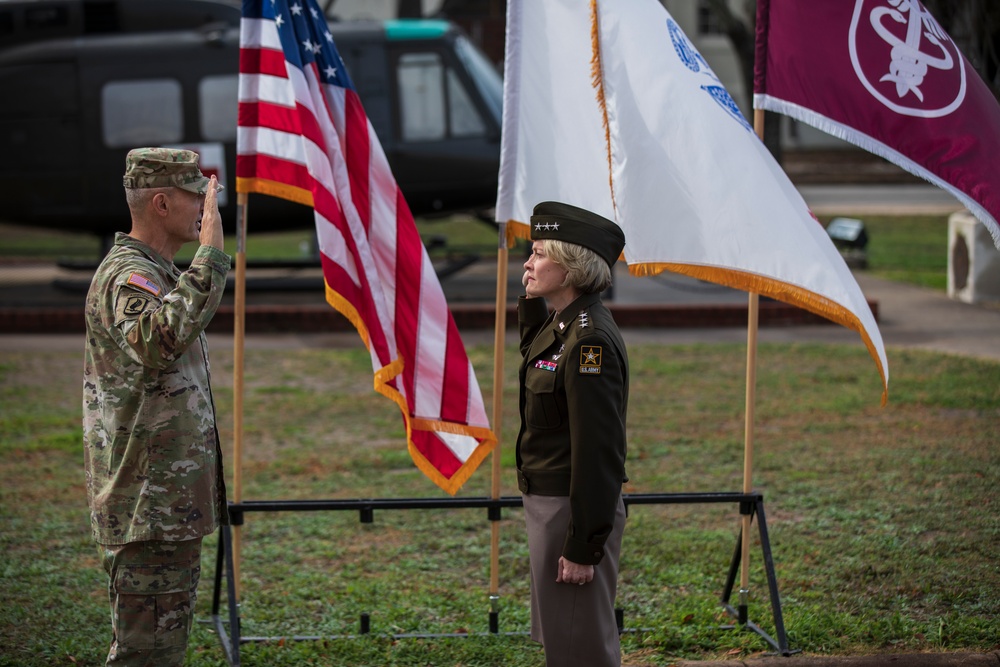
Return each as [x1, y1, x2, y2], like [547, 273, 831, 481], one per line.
[579, 345, 602, 375]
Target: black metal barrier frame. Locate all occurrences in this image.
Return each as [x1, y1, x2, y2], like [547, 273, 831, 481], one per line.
[211, 492, 795, 666]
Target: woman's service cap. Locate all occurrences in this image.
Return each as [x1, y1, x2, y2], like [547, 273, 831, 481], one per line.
[530, 201, 625, 268]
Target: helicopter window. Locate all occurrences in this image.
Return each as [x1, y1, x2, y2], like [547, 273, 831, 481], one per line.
[452, 34, 503, 122]
[397, 51, 487, 142]
[446, 68, 485, 137]
[24, 5, 69, 30]
[101, 80, 183, 148]
[199, 74, 239, 142]
[398, 52, 447, 141]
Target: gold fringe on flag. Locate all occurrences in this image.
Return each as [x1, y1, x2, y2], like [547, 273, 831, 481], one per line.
[236, 178, 313, 208]
[326, 279, 497, 495]
[629, 261, 888, 406]
[496, 217, 887, 405]
[589, 0, 617, 216]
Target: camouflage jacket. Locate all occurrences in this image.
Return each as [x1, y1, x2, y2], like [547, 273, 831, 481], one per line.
[83, 232, 231, 545]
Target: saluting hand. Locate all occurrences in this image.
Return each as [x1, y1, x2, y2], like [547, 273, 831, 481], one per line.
[199, 175, 224, 251]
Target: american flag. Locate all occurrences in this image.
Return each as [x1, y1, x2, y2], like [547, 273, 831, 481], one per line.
[237, 0, 496, 494]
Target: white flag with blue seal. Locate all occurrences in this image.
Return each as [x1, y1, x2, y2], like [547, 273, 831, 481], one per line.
[496, 0, 888, 403]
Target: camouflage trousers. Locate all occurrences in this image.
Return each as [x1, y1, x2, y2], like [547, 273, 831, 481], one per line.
[98, 538, 203, 667]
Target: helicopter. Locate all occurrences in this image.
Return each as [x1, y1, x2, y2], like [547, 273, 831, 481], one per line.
[0, 0, 504, 239]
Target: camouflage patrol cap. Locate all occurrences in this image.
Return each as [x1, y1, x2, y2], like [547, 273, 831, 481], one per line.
[122, 147, 222, 194]
[530, 201, 626, 269]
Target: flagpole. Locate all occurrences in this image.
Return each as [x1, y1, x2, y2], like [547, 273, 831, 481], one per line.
[488, 222, 508, 632]
[738, 109, 767, 619]
[232, 192, 248, 600]
[740, 292, 759, 613]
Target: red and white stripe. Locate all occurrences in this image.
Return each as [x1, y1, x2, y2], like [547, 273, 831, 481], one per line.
[237, 10, 496, 494]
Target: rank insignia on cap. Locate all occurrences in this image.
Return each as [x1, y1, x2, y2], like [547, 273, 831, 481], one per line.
[579, 345, 602, 375]
[127, 273, 161, 296]
[530, 201, 625, 269]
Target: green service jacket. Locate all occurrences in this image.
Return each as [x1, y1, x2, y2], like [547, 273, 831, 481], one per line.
[83, 233, 231, 545]
[516, 292, 629, 565]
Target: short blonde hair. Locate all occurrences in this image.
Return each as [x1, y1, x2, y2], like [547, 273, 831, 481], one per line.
[543, 239, 613, 294]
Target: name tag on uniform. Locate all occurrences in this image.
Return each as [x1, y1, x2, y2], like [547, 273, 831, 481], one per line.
[534, 359, 558, 372]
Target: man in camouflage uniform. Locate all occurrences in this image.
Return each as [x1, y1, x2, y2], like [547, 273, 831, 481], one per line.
[83, 147, 231, 666]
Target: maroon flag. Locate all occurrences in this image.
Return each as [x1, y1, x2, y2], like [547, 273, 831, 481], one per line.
[755, 0, 1000, 248]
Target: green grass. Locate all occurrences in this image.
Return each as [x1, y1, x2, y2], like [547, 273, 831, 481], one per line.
[820, 215, 950, 290]
[1, 342, 998, 666]
[0, 223, 103, 260]
[0, 212, 950, 292]
[0, 214, 501, 264]
[0, 214, 990, 664]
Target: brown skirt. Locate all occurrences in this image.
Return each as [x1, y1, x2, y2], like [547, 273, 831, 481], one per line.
[523, 493, 627, 667]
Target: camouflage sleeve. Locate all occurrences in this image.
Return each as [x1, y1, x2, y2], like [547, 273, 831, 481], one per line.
[116, 245, 231, 368]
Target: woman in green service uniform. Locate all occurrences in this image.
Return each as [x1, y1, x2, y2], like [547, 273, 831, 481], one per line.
[516, 201, 629, 667]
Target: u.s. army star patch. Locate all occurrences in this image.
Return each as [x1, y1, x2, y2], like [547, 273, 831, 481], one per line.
[579, 345, 602, 375]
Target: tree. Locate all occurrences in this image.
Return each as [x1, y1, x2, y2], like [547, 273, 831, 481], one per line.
[700, 0, 782, 158]
[921, 0, 1000, 98]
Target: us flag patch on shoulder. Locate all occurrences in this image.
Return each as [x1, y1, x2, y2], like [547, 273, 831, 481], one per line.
[127, 273, 161, 296]
[579, 345, 602, 375]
